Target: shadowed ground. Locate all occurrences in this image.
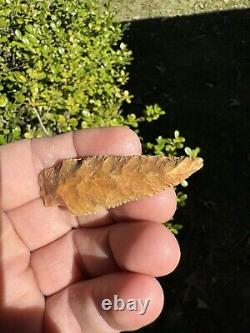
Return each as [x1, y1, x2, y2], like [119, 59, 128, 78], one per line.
[121, 8, 249, 333]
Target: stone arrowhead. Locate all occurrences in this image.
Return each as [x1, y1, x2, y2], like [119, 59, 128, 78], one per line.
[39, 155, 203, 215]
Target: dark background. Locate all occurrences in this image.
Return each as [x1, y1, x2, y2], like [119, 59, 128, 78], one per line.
[121, 8, 250, 333]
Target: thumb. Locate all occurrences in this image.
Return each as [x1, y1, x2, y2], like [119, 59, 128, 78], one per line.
[44, 272, 164, 333]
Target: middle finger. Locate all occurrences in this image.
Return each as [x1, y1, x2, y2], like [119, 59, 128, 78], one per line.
[30, 221, 180, 296]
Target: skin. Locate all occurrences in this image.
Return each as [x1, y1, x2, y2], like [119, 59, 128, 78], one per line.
[0, 127, 180, 333]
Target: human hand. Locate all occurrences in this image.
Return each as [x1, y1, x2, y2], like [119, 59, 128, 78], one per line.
[0, 127, 180, 333]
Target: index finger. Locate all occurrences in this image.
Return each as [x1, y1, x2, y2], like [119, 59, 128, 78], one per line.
[0, 127, 141, 211]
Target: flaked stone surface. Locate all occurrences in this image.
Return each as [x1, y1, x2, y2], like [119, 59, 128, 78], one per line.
[39, 155, 203, 215]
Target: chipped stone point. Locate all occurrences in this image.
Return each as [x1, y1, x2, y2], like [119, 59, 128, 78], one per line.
[39, 155, 203, 215]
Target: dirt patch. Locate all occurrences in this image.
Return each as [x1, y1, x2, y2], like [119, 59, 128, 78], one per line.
[98, 0, 250, 20]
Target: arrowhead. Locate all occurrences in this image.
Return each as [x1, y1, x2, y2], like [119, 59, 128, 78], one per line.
[39, 155, 203, 215]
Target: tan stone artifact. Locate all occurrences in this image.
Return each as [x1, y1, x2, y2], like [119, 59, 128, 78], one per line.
[39, 155, 203, 215]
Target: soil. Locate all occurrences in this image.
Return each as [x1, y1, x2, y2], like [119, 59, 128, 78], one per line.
[99, 0, 250, 20]
[121, 8, 250, 333]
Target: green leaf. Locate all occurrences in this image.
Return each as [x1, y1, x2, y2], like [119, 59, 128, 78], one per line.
[184, 147, 192, 156]
[0, 17, 7, 28]
[15, 92, 25, 104]
[15, 29, 22, 39]
[0, 135, 6, 145]
[12, 127, 21, 140]
[0, 94, 8, 107]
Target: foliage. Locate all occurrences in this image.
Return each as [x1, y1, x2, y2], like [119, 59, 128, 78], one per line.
[145, 130, 201, 228]
[0, 0, 201, 233]
[0, 0, 134, 141]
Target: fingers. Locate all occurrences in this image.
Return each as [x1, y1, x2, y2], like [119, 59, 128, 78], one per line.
[110, 188, 177, 223]
[1, 126, 141, 211]
[109, 222, 181, 276]
[7, 200, 77, 251]
[44, 272, 164, 333]
[77, 178, 177, 228]
[75, 222, 180, 278]
[72, 126, 141, 157]
[2, 126, 143, 252]
[0, 212, 45, 333]
[30, 230, 83, 296]
[0, 211, 30, 275]
[30, 222, 180, 296]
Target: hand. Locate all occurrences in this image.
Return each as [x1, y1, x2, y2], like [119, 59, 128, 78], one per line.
[0, 127, 180, 333]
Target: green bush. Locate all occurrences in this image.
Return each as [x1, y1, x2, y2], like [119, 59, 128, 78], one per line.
[0, 0, 200, 233]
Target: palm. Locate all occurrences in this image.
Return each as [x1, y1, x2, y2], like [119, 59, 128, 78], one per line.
[0, 127, 179, 333]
